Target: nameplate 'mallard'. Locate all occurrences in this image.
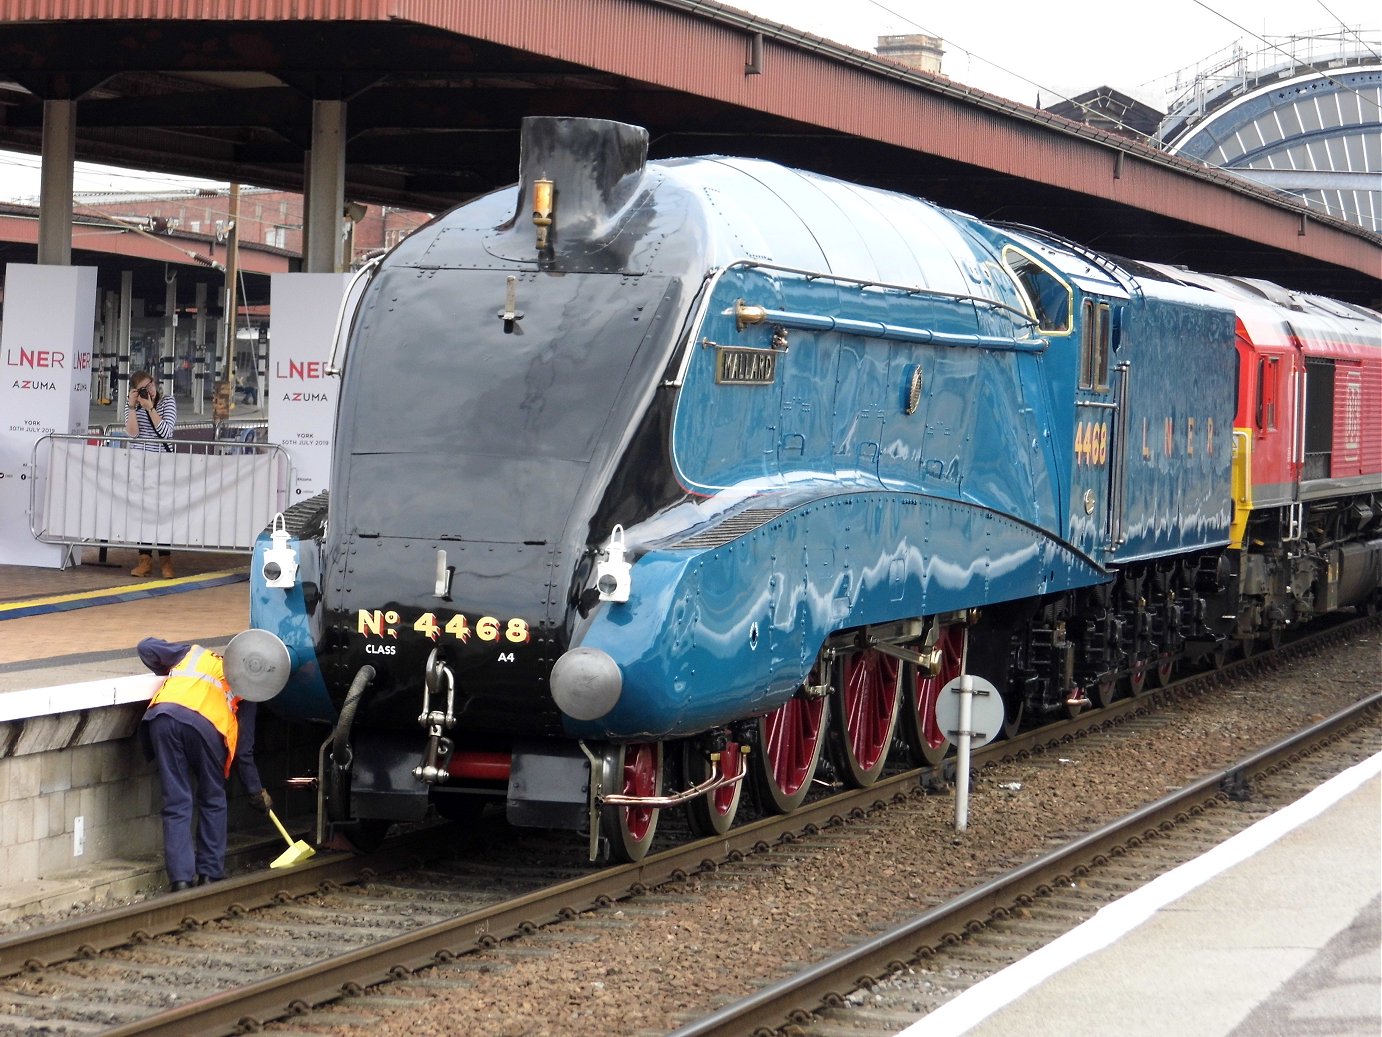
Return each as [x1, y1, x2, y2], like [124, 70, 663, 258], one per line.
[715, 346, 777, 385]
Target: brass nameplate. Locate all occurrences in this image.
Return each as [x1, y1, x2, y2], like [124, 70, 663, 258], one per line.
[715, 346, 777, 385]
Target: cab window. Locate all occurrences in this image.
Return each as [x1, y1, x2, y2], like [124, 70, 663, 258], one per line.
[1080, 299, 1111, 391]
[1003, 247, 1072, 334]
[1257, 356, 1280, 430]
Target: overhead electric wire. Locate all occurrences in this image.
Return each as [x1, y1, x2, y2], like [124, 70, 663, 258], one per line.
[855, 0, 1378, 227]
[861, 0, 1166, 144]
[70, 197, 226, 270]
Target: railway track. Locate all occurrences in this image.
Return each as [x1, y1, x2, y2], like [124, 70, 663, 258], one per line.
[0, 618, 1374, 1036]
[673, 695, 1381, 1036]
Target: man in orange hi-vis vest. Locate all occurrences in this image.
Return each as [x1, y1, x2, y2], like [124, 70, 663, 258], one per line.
[138, 637, 271, 892]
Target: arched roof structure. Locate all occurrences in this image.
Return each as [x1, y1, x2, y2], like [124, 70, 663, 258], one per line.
[1161, 57, 1381, 234]
[0, 1, 1378, 302]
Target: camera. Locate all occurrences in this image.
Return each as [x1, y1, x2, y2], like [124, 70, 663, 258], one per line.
[136, 386, 150, 400]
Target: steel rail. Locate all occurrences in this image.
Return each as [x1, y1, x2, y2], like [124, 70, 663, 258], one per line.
[0, 690, 1129, 985]
[666, 691, 1382, 1037]
[0, 837, 432, 979]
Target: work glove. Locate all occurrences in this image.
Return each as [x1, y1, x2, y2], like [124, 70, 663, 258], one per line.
[250, 789, 273, 814]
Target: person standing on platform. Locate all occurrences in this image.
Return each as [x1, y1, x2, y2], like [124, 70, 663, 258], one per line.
[124, 370, 178, 578]
[137, 637, 273, 892]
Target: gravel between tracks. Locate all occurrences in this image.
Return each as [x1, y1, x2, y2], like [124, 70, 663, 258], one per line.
[277, 631, 1378, 1037]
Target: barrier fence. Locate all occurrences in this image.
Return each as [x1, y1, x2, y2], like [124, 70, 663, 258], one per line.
[30, 433, 294, 554]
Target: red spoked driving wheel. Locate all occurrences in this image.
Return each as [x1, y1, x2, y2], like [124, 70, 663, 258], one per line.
[599, 740, 663, 862]
[900, 624, 964, 766]
[831, 646, 902, 787]
[752, 687, 829, 815]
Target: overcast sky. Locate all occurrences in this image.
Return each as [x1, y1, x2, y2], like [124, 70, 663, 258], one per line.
[738, 0, 1378, 104]
[0, 0, 1375, 201]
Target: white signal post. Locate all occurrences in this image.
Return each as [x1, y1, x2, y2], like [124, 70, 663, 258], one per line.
[934, 628, 1004, 832]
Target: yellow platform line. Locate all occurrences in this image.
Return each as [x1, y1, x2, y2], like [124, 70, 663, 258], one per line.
[0, 570, 247, 613]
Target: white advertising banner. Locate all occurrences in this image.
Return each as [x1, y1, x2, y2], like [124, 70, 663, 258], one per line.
[268, 273, 350, 504]
[0, 264, 98, 567]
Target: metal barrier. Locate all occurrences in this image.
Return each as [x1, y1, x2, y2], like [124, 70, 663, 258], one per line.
[30, 434, 294, 554]
[95, 420, 269, 444]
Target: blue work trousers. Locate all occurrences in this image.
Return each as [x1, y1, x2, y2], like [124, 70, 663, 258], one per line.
[148, 712, 228, 884]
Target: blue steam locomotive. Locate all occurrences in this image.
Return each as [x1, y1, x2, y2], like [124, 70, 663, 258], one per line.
[229, 116, 1380, 861]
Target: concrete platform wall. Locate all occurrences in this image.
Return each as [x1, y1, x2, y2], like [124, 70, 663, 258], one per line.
[0, 697, 321, 894]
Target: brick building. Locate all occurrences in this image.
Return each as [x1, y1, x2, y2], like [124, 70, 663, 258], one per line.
[82, 187, 433, 267]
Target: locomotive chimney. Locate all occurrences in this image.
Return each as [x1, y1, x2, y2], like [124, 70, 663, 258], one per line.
[509, 116, 649, 249]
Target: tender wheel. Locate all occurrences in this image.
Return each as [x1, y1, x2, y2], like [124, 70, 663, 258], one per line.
[682, 738, 743, 838]
[1089, 673, 1122, 708]
[901, 625, 963, 766]
[1150, 652, 1175, 688]
[1000, 690, 1025, 740]
[831, 646, 903, 788]
[599, 741, 663, 863]
[1210, 641, 1229, 670]
[753, 687, 829, 815]
[1126, 657, 1148, 696]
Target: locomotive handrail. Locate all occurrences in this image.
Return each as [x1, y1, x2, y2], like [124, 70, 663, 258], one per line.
[325, 254, 383, 377]
[736, 259, 1042, 328]
[1107, 361, 1132, 550]
[727, 303, 1049, 352]
[666, 260, 1043, 388]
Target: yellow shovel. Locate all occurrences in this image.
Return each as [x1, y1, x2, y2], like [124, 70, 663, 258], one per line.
[267, 809, 316, 868]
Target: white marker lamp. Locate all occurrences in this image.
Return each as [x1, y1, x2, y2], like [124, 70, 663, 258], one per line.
[261, 513, 300, 589]
[595, 524, 632, 603]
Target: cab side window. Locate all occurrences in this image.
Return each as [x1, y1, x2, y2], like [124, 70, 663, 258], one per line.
[1079, 299, 1111, 391]
[1257, 356, 1280, 431]
[1004, 248, 1072, 335]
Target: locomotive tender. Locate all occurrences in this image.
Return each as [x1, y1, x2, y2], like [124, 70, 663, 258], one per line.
[231, 117, 1382, 861]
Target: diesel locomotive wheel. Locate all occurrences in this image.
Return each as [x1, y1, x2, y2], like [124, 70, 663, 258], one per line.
[901, 625, 964, 766]
[599, 741, 664, 863]
[753, 690, 830, 814]
[831, 647, 903, 788]
[682, 738, 744, 838]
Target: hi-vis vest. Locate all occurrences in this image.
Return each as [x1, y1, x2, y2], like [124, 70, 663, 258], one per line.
[149, 645, 240, 776]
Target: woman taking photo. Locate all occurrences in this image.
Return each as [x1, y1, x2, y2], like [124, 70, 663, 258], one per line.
[125, 369, 178, 578]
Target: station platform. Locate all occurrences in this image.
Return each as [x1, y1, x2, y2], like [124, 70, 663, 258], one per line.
[3, 385, 268, 695]
[0, 545, 252, 694]
[904, 752, 1382, 1037]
